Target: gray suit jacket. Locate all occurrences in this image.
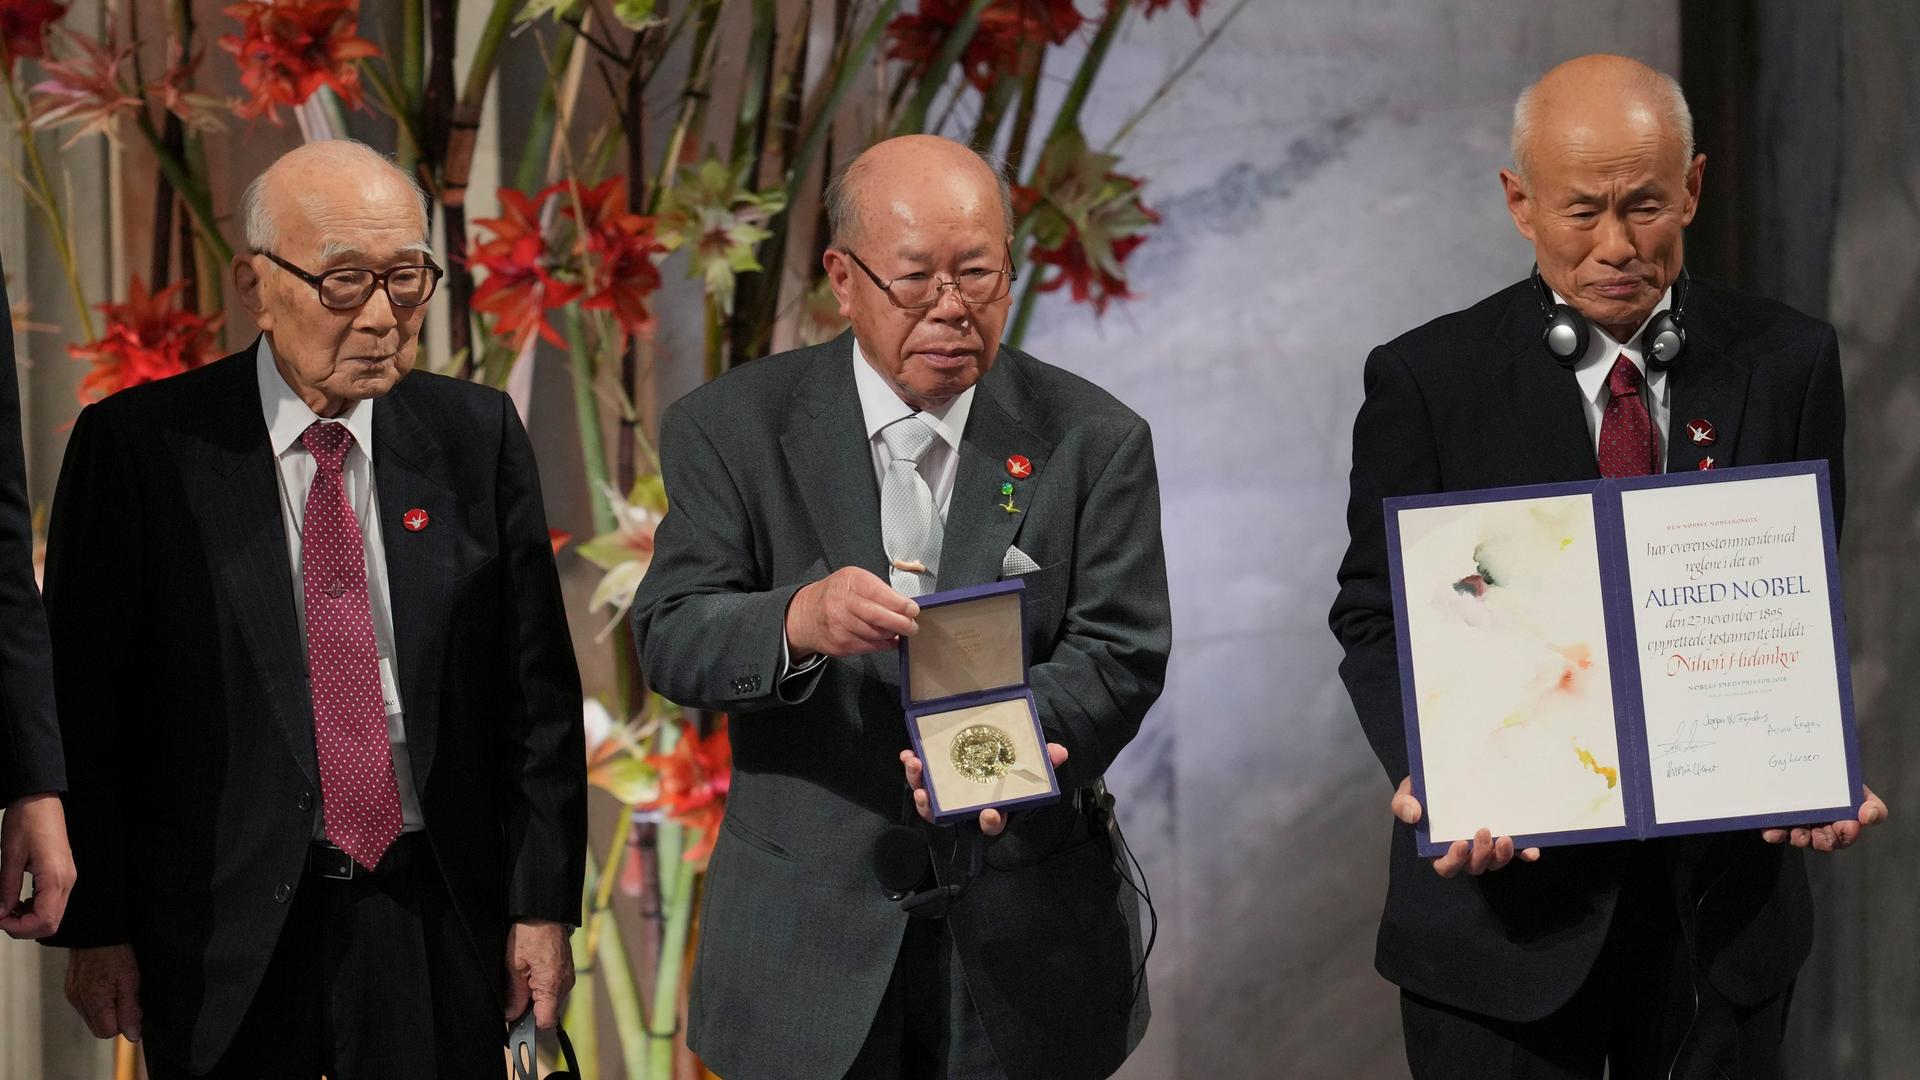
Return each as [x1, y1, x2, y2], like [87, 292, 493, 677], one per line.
[630, 333, 1169, 1080]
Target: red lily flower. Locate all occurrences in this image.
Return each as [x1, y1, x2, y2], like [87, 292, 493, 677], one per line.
[0, 0, 65, 65]
[68, 278, 223, 403]
[641, 720, 733, 866]
[555, 175, 665, 343]
[1028, 229, 1151, 314]
[470, 185, 582, 350]
[888, 0, 1083, 91]
[217, 0, 379, 123]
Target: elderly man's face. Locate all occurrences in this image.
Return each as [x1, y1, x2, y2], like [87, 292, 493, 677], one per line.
[823, 158, 1012, 411]
[1501, 108, 1705, 341]
[236, 168, 431, 416]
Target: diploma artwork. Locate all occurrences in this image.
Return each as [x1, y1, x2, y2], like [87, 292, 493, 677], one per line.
[1386, 462, 1862, 856]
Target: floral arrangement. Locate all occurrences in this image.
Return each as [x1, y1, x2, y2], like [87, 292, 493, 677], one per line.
[0, 0, 1245, 1074]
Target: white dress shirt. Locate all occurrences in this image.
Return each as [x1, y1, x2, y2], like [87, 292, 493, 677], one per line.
[778, 341, 979, 683]
[1559, 286, 1674, 467]
[851, 338, 976, 517]
[256, 339, 426, 834]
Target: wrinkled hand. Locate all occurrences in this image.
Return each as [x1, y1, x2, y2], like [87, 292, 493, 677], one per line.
[504, 919, 574, 1031]
[901, 744, 1070, 837]
[1393, 776, 1541, 878]
[0, 793, 76, 939]
[1761, 783, 1888, 852]
[786, 567, 919, 660]
[66, 945, 141, 1042]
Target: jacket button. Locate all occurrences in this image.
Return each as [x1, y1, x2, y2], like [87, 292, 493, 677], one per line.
[297, 792, 313, 811]
[273, 883, 292, 903]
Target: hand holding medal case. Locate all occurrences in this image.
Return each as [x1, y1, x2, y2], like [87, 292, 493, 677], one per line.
[900, 578, 1059, 823]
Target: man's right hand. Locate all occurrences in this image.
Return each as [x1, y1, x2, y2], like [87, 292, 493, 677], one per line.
[0, 793, 77, 939]
[66, 945, 142, 1043]
[1392, 776, 1541, 878]
[785, 567, 920, 660]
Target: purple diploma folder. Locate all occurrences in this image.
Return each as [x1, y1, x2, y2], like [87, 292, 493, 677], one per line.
[1386, 461, 1862, 857]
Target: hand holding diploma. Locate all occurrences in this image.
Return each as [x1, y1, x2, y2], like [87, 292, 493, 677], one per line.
[1392, 777, 1542, 877]
[1760, 783, 1888, 852]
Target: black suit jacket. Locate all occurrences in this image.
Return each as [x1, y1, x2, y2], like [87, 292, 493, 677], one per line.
[1330, 277, 1845, 1021]
[0, 268, 61, 805]
[630, 333, 1169, 1080]
[42, 347, 586, 1071]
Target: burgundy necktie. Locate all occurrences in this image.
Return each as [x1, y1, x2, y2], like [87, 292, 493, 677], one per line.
[1596, 354, 1661, 479]
[300, 421, 402, 870]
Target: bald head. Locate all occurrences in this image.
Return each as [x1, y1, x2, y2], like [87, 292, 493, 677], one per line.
[825, 134, 1013, 250]
[241, 139, 430, 256]
[1511, 55, 1693, 188]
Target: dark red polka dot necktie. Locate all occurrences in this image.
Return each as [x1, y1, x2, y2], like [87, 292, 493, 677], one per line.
[1596, 354, 1661, 479]
[300, 421, 402, 870]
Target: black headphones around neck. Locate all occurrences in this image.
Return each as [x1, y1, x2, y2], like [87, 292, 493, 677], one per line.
[1530, 265, 1689, 372]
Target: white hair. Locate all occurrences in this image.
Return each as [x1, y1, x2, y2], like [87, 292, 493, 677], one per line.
[824, 140, 1015, 249]
[1510, 65, 1695, 185]
[241, 139, 431, 254]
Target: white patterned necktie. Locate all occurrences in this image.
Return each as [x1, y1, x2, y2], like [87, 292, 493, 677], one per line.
[879, 415, 942, 597]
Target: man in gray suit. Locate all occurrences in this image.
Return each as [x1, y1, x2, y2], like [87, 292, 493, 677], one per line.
[630, 134, 1169, 1080]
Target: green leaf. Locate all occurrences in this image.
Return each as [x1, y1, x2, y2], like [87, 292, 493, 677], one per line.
[611, 0, 661, 31]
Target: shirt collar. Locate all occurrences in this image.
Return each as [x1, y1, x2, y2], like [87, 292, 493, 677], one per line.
[1557, 286, 1674, 406]
[256, 337, 375, 458]
[850, 337, 974, 454]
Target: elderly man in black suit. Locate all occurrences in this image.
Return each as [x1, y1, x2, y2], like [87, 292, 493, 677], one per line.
[43, 139, 586, 1078]
[0, 264, 74, 944]
[1332, 54, 1888, 1080]
[631, 134, 1169, 1080]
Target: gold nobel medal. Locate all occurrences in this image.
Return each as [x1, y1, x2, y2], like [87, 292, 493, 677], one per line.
[950, 724, 1016, 784]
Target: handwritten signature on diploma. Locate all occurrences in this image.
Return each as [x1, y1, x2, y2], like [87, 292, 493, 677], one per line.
[1653, 718, 1717, 759]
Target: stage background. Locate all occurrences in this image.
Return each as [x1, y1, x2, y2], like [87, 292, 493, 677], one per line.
[3, 2, 1916, 1077]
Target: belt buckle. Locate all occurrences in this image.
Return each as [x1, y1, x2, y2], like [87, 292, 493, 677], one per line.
[314, 845, 357, 880]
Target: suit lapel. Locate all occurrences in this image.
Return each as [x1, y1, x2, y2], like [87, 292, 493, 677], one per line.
[781, 335, 890, 580]
[1493, 289, 1602, 484]
[168, 349, 319, 788]
[1663, 300, 1751, 473]
[372, 385, 458, 790]
[939, 355, 1050, 589]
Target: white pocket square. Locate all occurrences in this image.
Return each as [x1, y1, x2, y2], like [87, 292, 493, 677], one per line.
[1002, 545, 1042, 576]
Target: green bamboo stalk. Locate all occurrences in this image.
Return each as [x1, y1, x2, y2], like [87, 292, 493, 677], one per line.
[513, 30, 577, 192]
[728, 0, 778, 168]
[132, 110, 234, 264]
[783, 0, 900, 197]
[1043, 0, 1131, 149]
[566, 307, 618, 534]
[2, 76, 93, 338]
[1001, 50, 1043, 177]
[648, 0, 725, 213]
[565, 856, 602, 1080]
[593, 878, 652, 1080]
[402, 0, 426, 121]
[1006, 268, 1041, 347]
[459, 0, 525, 112]
[585, 804, 635, 957]
[646, 816, 692, 1078]
[967, 75, 1018, 151]
[891, 0, 993, 136]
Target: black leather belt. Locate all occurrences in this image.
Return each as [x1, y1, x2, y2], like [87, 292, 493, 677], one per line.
[306, 832, 426, 880]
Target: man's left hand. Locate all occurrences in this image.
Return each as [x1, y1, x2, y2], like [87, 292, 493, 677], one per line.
[1761, 783, 1888, 852]
[901, 743, 1070, 837]
[504, 918, 574, 1030]
[0, 793, 77, 940]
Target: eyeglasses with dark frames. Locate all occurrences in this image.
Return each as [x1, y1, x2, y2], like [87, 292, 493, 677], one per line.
[256, 250, 443, 311]
[843, 245, 1017, 310]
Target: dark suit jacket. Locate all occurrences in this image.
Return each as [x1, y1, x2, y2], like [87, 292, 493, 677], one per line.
[0, 268, 61, 806]
[1330, 277, 1845, 1021]
[630, 333, 1169, 1080]
[42, 347, 586, 1071]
